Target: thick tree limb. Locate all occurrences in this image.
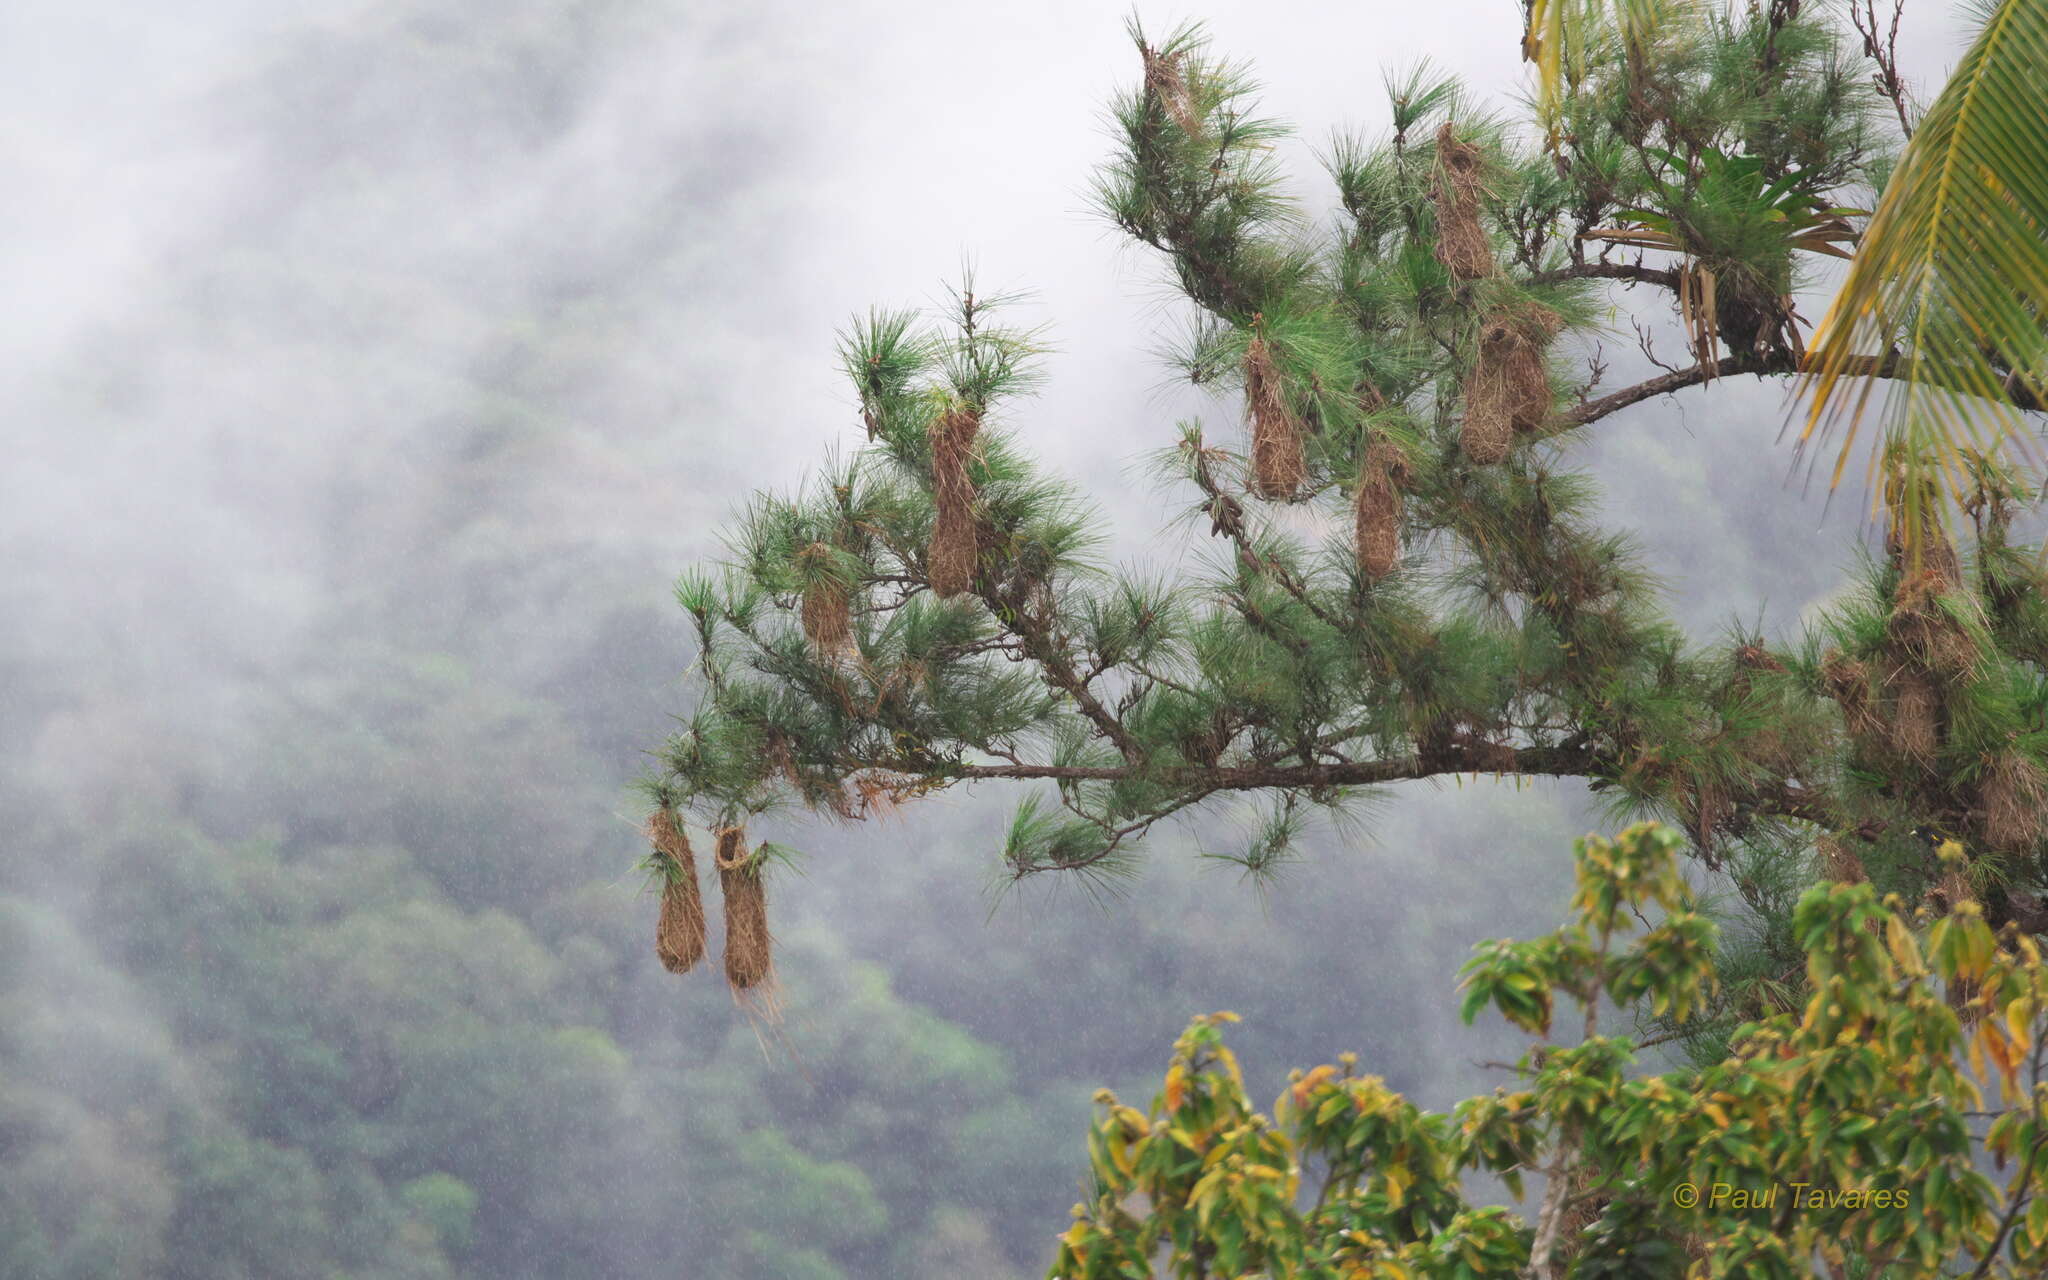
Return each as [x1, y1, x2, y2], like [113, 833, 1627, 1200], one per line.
[1553, 347, 2047, 435]
[925, 741, 1597, 787]
[1532, 261, 1681, 290]
[1555, 357, 1753, 430]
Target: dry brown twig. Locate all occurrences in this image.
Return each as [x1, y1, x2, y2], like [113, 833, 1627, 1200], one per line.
[1850, 0, 1914, 139]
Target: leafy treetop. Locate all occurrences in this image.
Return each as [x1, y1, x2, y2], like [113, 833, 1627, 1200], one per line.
[1051, 824, 2048, 1279]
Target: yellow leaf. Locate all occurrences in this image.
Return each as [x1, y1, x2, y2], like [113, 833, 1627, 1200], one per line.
[1114, 1106, 1150, 1139]
[1216, 1043, 1245, 1091]
[1382, 1161, 1412, 1209]
[1108, 1131, 1136, 1179]
[2009, 995, 2037, 1050]
[1885, 914, 1922, 972]
[1984, 1022, 2023, 1086]
[1291, 1064, 1337, 1109]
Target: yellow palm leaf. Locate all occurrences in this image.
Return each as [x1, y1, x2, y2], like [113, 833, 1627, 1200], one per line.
[1797, 0, 2048, 551]
[1523, 0, 1689, 119]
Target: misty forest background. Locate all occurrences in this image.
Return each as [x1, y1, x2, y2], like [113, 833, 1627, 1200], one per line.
[0, 1, 1992, 1277]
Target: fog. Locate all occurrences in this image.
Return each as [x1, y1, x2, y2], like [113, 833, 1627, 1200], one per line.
[0, 1, 1983, 1276]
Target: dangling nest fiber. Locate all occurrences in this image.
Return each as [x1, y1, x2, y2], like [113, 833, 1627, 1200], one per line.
[1429, 122, 1493, 282]
[1981, 752, 2048, 851]
[715, 826, 775, 994]
[1245, 335, 1307, 500]
[1354, 439, 1408, 580]
[798, 543, 852, 654]
[928, 407, 982, 598]
[1679, 775, 1727, 860]
[649, 809, 706, 974]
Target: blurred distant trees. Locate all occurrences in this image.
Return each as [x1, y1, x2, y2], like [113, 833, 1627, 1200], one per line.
[0, 799, 1057, 1279]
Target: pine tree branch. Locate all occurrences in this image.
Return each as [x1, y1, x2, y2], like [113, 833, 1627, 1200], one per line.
[1181, 435, 1350, 632]
[1530, 261, 1681, 290]
[1558, 350, 2045, 434]
[864, 742, 1602, 788]
[842, 739, 1591, 794]
[976, 579, 1147, 767]
[1119, 114, 1262, 322]
[1556, 357, 1751, 429]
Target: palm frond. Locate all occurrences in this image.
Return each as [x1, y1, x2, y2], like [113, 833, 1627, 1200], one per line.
[1798, 0, 2048, 550]
[1524, 0, 1691, 120]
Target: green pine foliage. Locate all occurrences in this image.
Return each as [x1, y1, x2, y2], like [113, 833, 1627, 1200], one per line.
[652, 10, 2048, 968]
[649, 12, 2048, 1268]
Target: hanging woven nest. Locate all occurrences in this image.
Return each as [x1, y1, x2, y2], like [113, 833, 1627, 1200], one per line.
[1904, 534, 1964, 589]
[1503, 304, 1562, 433]
[797, 542, 853, 653]
[1885, 663, 1941, 765]
[1429, 122, 1493, 282]
[928, 407, 983, 598]
[648, 809, 706, 975]
[1141, 43, 1202, 136]
[1733, 643, 1785, 678]
[1886, 569, 1979, 682]
[1821, 649, 1885, 748]
[1461, 304, 1562, 464]
[1814, 834, 1868, 885]
[1980, 752, 2048, 851]
[1929, 867, 1978, 916]
[1681, 775, 1726, 858]
[1244, 334, 1307, 500]
[1728, 645, 1796, 770]
[1556, 1164, 1609, 1265]
[1353, 438, 1408, 580]
[715, 826, 775, 995]
[1461, 318, 1517, 465]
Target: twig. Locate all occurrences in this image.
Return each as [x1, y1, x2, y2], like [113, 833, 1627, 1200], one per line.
[1851, 0, 1915, 139]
